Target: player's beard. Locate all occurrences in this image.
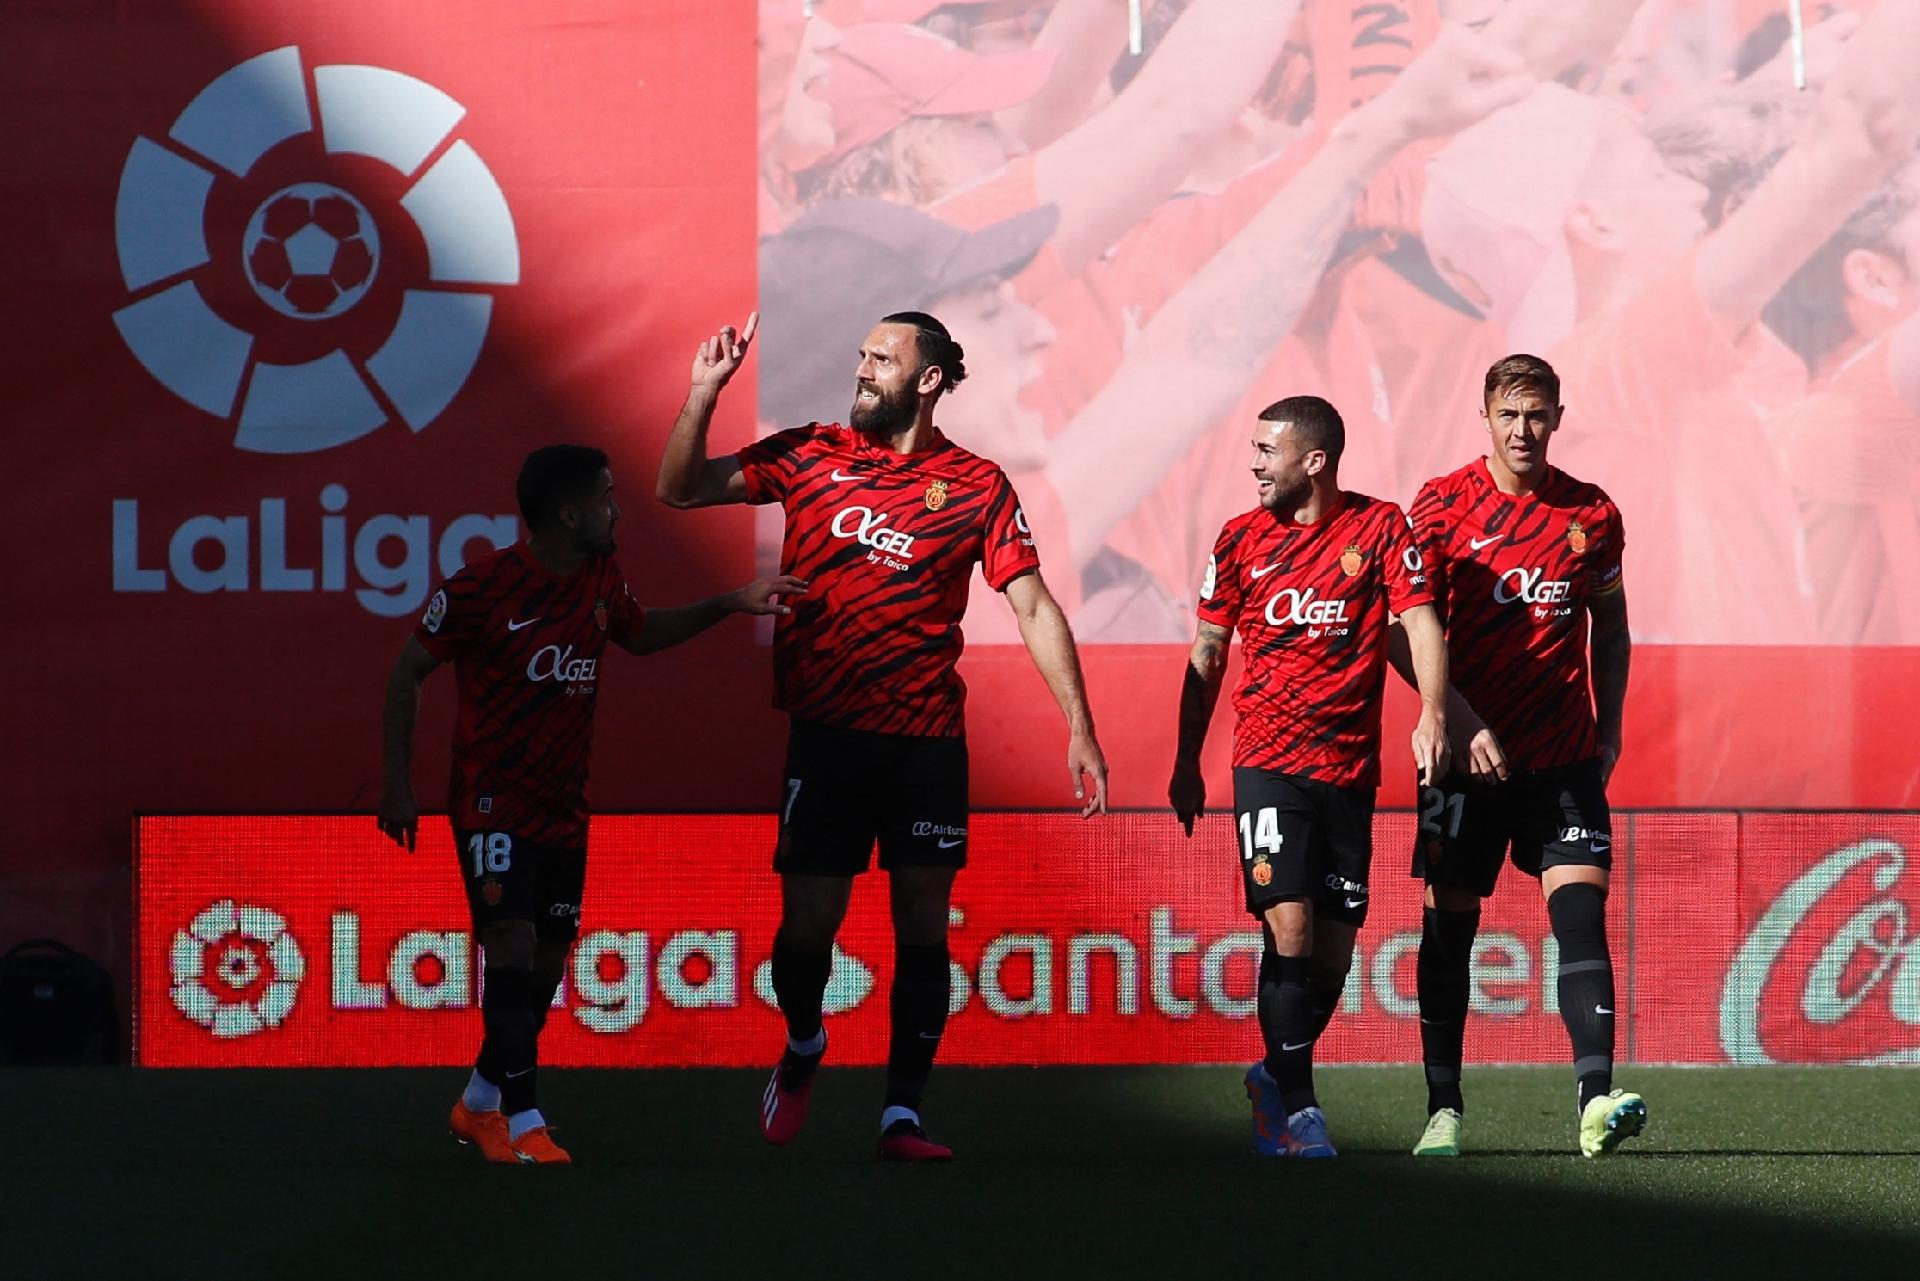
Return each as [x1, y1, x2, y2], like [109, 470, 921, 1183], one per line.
[850, 379, 916, 437]
[1259, 471, 1309, 513]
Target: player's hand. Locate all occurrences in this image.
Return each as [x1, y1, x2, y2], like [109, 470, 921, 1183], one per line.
[691, 312, 758, 392]
[730, 574, 809, 616]
[1168, 758, 1206, 837]
[377, 784, 418, 852]
[1597, 742, 1620, 786]
[1374, 21, 1534, 141]
[1412, 707, 1451, 788]
[1069, 728, 1108, 818]
[1464, 726, 1510, 783]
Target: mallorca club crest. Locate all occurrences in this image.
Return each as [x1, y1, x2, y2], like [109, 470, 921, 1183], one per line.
[1251, 855, 1273, 887]
[924, 479, 950, 512]
[1567, 519, 1589, 555]
[593, 600, 609, 632]
[1339, 543, 1365, 577]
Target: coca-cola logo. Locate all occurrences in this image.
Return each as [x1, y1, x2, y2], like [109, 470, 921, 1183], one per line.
[1720, 839, 1920, 1064]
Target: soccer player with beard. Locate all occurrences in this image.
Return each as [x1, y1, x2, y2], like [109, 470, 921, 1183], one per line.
[658, 310, 1108, 1161]
[379, 445, 802, 1164]
[1397, 355, 1640, 1159]
[1168, 395, 1450, 1159]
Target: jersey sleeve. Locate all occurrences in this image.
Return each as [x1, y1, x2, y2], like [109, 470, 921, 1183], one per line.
[1381, 503, 1434, 615]
[1590, 500, 1625, 597]
[734, 425, 815, 506]
[414, 567, 486, 661]
[981, 471, 1043, 591]
[1196, 522, 1245, 629]
[603, 560, 648, 648]
[1406, 481, 1451, 610]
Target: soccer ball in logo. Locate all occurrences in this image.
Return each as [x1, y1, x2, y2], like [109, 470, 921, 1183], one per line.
[243, 183, 382, 320]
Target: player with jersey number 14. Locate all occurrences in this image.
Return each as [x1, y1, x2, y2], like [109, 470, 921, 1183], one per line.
[1169, 395, 1451, 1160]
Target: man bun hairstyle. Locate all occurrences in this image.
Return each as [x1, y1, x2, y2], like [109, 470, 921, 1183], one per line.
[882, 310, 968, 394]
[1258, 394, 1345, 466]
[517, 444, 610, 530]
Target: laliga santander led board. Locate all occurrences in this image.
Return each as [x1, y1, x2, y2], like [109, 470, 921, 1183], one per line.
[136, 813, 1920, 1067]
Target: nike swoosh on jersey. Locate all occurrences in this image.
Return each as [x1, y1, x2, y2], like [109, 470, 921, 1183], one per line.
[507, 618, 541, 631]
[937, 837, 965, 849]
[830, 469, 860, 482]
[1249, 563, 1281, 579]
[1469, 535, 1501, 550]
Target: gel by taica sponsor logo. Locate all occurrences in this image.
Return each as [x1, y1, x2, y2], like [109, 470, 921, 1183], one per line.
[1493, 567, 1573, 606]
[526, 644, 597, 685]
[110, 47, 521, 616]
[1721, 838, 1920, 1064]
[1263, 587, 1352, 629]
[113, 483, 516, 618]
[831, 504, 918, 571]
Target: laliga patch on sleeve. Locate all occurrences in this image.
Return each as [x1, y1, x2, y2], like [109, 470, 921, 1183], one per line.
[423, 589, 447, 633]
[1201, 554, 1218, 601]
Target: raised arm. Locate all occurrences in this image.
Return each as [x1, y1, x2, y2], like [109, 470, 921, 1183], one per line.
[1694, 0, 1920, 338]
[1004, 570, 1108, 816]
[1587, 584, 1631, 784]
[1021, 0, 1304, 272]
[379, 637, 444, 852]
[1049, 23, 1534, 567]
[996, 0, 1133, 152]
[657, 313, 758, 510]
[1169, 619, 1232, 836]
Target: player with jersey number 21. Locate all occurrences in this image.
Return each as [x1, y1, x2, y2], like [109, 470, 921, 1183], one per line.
[378, 445, 804, 1165]
[1394, 354, 1640, 1160]
[1169, 395, 1451, 1160]
[658, 309, 1107, 1163]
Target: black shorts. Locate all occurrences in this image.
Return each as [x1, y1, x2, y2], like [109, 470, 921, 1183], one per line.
[775, 718, 969, 877]
[453, 828, 586, 941]
[1410, 758, 1613, 897]
[1231, 767, 1377, 927]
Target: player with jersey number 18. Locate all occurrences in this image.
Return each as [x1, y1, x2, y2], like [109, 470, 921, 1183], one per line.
[1168, 395, 1450, 1161]
[657, 308, 1107, 1162]
[1394, 354, 1642, 1160]
[378, 445, 804, 1165]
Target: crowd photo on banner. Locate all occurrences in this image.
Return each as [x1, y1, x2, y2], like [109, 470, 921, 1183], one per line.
[758, 0, 1920, 647]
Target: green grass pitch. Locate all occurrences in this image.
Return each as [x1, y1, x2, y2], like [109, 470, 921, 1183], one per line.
[13, 1066, 1919, 1277]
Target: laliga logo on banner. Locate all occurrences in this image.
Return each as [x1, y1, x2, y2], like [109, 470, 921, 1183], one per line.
[170, 899, 307, 1039]
[1720, 839, 1920, 1065]
[108, 47, 523, 616]
[112, 45, 518, 451]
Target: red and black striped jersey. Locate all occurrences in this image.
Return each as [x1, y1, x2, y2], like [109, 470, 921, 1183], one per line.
[1409, 460, 1624, 772]
[413, 543, 644, 846]
[737, 422, 1039, 736]
[1198, 492, 1431, 787]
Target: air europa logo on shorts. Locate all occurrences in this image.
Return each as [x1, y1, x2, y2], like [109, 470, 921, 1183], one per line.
[1493, 567, 1573, 605]
[527, 645, 597, 684]
[1264, 587, 1351, 628]
[831, 505, 917, 569]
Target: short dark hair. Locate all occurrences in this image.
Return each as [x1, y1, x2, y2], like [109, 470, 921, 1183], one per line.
[881, 310, 968, 394]
[1764, 175, 1917, 372]
[517, 445, 609, 530]
[1483, 354, 1561, 407]
[1258, 394, 1345, 465]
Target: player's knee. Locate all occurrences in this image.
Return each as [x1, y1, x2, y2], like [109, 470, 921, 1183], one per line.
[1426, 884, 1482, 914]
[1546, 881, 1608, 951]
[1262, 901, 1312, 957]
[480, 919, 537, 969]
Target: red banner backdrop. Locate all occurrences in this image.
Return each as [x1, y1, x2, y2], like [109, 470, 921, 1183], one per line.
[136, 812, 1920, 1067]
